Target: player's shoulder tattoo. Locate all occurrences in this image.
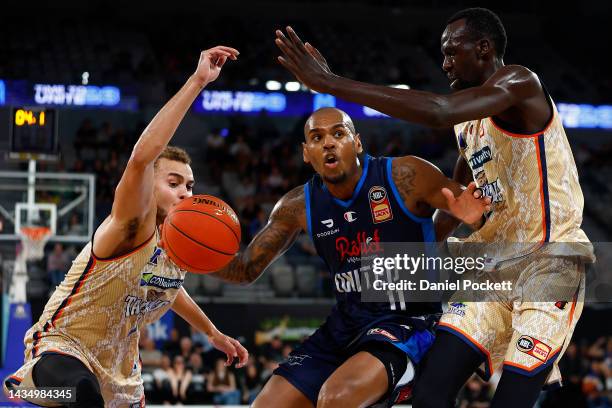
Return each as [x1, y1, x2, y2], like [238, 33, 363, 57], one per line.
[391, 157, 417, 201]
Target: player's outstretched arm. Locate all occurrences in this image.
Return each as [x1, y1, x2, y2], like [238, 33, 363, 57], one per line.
[93, 46, 238, 258]
[391, 156, 490, 229]
[275, 27, 540, 128]
[172, 287, 248, 368]
[211, 186, 306, 284]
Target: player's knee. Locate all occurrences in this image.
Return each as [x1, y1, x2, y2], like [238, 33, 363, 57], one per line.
[317, 380, 354, 408]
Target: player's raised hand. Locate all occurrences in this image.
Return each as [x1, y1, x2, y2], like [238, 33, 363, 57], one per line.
[441, 182, 492, 226]
[193, 46, 239, 87]
[208, 329, 249, 368]
[275, 26, 334, 93]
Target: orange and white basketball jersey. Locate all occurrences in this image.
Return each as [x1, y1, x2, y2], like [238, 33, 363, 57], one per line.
[453, 90, 594, 263]
[10, 230, 185, 406]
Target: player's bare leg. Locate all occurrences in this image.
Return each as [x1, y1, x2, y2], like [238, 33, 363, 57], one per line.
[252, 374, 314, 408]
[317, 351, 388, 408]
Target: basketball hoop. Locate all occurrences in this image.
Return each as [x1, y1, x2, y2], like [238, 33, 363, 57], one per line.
[19, 226, 52, 261]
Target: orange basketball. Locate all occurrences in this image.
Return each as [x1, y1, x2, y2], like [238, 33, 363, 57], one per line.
[161, 195, 241, 274]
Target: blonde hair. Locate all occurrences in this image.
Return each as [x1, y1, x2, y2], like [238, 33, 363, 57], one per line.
[154, 146, 192, 167]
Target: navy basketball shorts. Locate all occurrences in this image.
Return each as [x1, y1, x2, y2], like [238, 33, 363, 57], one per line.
[274, 318, 435, 407]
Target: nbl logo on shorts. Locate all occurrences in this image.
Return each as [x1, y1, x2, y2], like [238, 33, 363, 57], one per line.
[368, 186, 393, 224]
[516, 335, 551, 362]
[516, 335, 534, 352]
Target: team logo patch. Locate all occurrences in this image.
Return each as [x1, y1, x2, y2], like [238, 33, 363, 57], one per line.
[368, 186, 393, 224]
[448, 302, 467, 317]
[344, 211, 357, 222]
[367, 327, 398, 342]
[516, 335, 551, 362]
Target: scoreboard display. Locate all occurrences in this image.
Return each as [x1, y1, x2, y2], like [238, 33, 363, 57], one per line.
[9, 107, 58, 159]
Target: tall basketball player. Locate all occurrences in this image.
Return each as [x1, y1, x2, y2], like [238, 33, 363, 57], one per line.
[275, 8, 594, 407]
[3, 46, 248, 407]
[212, 107, 491, 407]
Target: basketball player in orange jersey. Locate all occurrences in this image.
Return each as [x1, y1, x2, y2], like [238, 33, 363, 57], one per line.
[212, 107, 491, 408]
[275, 8, 594, 408]
[3, 46, 248, 407]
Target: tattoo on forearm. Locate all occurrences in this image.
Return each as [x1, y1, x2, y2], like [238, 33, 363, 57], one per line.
[211, 186, 305, 284]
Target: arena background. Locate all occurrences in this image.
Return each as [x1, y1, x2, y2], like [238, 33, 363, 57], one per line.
[0, 0, 610, 406]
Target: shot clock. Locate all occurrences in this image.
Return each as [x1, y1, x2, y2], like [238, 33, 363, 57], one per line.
[9, 107, 59, 160]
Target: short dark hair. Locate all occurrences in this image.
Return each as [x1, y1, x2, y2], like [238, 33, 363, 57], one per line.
[447, 8, 507, 59]
[154, 145, 192, 167]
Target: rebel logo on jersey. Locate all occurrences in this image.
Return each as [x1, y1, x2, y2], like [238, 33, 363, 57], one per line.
[368, 186, 393, 223]
[335, 229, 382, 262]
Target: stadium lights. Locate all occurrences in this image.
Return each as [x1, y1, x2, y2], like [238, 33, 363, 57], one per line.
[390, 84, 410, 89]
[265, 80, 282, 91]
[285, 81, 301, 92]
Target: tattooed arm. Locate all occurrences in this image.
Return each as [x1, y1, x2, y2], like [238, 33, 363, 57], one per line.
[391, 156, 489, 229]
[211, 186, 306, 284]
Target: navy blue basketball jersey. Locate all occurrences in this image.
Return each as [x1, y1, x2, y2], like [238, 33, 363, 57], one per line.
[304, 155, 441, 341]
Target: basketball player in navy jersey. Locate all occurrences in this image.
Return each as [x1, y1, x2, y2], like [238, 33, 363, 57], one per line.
[275, 8, 594, 408]
[212, 107, 490, 407]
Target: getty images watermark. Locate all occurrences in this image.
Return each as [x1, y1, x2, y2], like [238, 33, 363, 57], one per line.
[354, 242, 610, 304]
[371, 253, 512, 292]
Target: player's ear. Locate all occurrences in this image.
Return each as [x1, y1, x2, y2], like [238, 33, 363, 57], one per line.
[302, 142, 311, 164]
[354, 133, 363, 154]
[477, 39, 490, 59]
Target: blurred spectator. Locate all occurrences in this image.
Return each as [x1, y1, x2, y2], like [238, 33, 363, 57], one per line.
[139, 332, 163, 369]
[46, 243, 70, 287]
[179, 336, 193, 361]
[561, 342, 589, 385]
[206, 128, 227, 165]
[163, 328, 181, 358]
[168, 355, 192, 404]
[260, 335, 284, 364]
[240, 358, 264, 405]
[207, 358, 240, 405]
[459, 375, 491, 408]
[229, 135, 251, 160]
[63, 213, 87, 236]
[248, 207, 268, 241]
[152, 354, 174, 404]
[190, 326, 213, 353]
[187, 352, 206, 375]
[74, 119, 96, 155]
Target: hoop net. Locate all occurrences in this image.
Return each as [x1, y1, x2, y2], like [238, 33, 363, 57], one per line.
[19, 226, 52, 261]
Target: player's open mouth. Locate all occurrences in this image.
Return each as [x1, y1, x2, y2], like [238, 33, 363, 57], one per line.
[324, 154, 338, 169]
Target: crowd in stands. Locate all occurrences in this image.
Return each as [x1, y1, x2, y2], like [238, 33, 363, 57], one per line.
[1, 3, 610, 104]
[137, 326, 612, 406]
[139, 328, 294, 405]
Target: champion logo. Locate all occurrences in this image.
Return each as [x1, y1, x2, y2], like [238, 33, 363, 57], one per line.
[344, 211, 357, 222]
[321, 219, 334, 228]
